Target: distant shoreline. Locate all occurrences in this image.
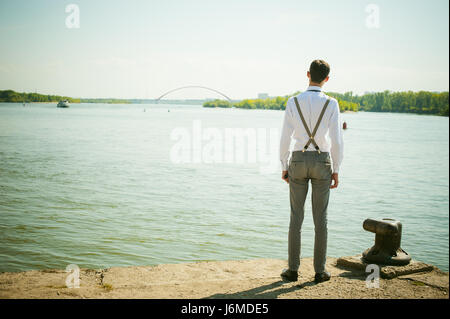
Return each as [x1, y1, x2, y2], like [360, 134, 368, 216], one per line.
[2, 102, 449, 117]
[1, 89, 448, 116]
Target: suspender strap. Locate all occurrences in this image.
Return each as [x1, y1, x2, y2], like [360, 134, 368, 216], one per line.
[307, 98, 330, 151]
[293, 97, 314, 146]
[293, 97, 330, 153]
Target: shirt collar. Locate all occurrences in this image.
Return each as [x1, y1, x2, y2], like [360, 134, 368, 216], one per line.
[306, 86, 322, 92]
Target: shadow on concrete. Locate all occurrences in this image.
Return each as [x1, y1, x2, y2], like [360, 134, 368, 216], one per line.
[336, 271, 367, 281]
[334, 263, 368, 281]
[204, 279, 318, 299]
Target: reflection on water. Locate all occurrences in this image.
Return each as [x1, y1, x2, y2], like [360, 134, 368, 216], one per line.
[0, 103, 448, 272]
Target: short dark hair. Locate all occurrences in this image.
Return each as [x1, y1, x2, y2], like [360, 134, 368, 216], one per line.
[309, 60, 330, 83]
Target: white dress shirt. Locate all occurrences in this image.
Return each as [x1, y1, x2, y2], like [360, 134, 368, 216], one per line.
[279, 86, 344, 173]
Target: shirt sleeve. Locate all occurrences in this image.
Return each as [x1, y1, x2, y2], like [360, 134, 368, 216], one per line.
[279, 99, 294, 171]
[329, 99, 344, 173]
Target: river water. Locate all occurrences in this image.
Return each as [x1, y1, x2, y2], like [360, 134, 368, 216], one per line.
[0, 103, 448, 272]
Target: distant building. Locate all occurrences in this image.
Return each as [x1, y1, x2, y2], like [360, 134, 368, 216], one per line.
[257, 93, 269, 100]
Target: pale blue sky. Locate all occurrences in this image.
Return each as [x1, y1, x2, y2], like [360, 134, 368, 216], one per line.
[0, 0, 448, 99]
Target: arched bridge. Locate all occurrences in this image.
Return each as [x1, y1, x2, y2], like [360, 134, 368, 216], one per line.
[156, 86, 232, 102]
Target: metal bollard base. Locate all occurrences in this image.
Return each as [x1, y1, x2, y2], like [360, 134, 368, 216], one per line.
[362, 218, 411, 266]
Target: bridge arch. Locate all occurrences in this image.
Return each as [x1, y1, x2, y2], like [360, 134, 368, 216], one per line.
[156, 86, 232, 102]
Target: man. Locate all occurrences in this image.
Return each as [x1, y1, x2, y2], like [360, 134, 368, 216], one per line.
[279, 60, 344, 283]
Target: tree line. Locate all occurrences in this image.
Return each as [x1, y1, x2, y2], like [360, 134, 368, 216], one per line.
[203, 90, 449, 116]
[0, 90, 129, 104]
[334, 90, 449, 116]
[2, 89, 447, 115]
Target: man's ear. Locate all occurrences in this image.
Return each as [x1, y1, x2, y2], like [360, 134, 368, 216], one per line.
[324, 76, 329, 83]
[307, 71, 311, 79]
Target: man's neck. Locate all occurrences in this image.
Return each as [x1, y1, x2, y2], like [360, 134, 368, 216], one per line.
[309, 81, 324, 88]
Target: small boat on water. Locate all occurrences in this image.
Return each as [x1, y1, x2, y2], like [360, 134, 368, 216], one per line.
[57, 100, 70, 108]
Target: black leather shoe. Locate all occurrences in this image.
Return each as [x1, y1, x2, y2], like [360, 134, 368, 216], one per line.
[281, 268, 298, 282]
[314, 271, 331, 283]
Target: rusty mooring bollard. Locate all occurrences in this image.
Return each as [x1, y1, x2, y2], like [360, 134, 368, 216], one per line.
[362, 218, 411, 266]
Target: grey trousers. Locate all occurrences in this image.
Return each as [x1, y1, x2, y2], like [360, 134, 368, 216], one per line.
[287, 151, 332, 273]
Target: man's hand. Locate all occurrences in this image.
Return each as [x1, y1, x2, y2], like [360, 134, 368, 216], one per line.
[282, 170, 289, 184]
[330, 173, 339, 189]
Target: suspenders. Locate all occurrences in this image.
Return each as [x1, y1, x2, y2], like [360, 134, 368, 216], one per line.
[293, 96, 330, 154]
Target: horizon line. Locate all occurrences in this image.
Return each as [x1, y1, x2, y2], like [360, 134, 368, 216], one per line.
[1, 88, 449, 102]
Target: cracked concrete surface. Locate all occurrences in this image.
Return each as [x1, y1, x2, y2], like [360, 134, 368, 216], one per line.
[0, 257, 448, 299]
